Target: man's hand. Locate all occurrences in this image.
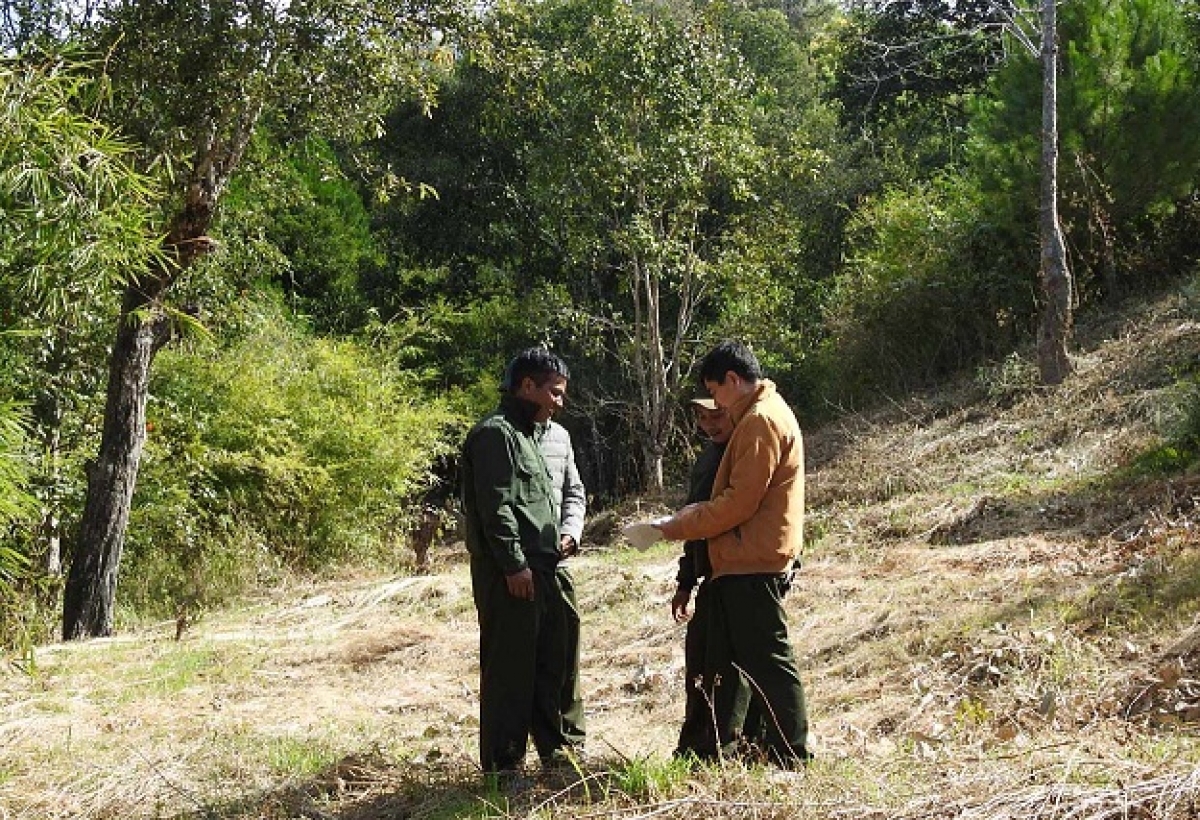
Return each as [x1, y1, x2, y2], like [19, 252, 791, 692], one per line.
[506, 568, 535, 600]
[559, 534, 579, 558]
[671, 585, 693, 623]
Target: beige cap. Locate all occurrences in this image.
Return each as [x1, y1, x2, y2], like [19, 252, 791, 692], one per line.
[688, 397, 718, 410]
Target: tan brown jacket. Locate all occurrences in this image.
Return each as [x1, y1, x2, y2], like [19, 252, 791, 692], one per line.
[659, 380, 804, 577]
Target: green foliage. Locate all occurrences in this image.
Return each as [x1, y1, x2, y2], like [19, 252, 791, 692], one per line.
[603, 754, 693, 801]
[970, 0, 1200, 296]
[1170, 384, 1200, 461]
[975, 352, 1040, 405]
[363, 72, 523, 303]
[1060, 0, 1200, 216]
[371, 289, 575, 405]
[122, 299, 463, 616]
[833, 0, 1005, 127]
[0, 398, 41, 653]
[699, 4, 845, 417]
[830, 0, 1005, 189]
[263, 736, 340, 777]
[0, 52, 161, 646]
[0, 54, 161, 310]
[35, 0, 480, 639]
[814, 0, 1200, 407]
[360, 0, 861, 490]
[495, 0, 765, 254]
[220, 134, 385, 332]
[1062, 546, 1200, 633]
[1125, 376, 1200, 476]
[822, 173, 1034, 402]
[0, 55, 151, 473]
[85, 0, 472, 168]
[0, 400, 33, 532]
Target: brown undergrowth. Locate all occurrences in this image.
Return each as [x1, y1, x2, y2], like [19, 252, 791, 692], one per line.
[6, 291, 1200, 818]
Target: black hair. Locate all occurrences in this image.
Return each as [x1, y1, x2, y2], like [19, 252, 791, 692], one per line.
[501, 347, 571, 393]
[698, 340, 762, 386]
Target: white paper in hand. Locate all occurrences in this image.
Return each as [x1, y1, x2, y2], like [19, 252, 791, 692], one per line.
[622, 521, 663, 552]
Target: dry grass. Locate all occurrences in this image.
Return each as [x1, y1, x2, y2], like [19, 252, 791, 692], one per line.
[8, 291, 1200, 818]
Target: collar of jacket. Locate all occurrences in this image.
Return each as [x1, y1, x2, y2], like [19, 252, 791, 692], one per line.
[499, 393, 542, 433]
[728, 379, 776, 425]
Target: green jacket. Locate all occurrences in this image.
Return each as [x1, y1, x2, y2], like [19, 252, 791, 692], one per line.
[461, 395, 562, 575]
[676, 440, 724, 588]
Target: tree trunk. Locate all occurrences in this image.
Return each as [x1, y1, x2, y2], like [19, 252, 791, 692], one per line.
[61, 286, 171, 639]
[628, 238, 669, 494]
[644, 265, 667, 493]
[61, 119, 242, 639]
[643, 440, 664, 495]
[1036, 0, 1074, 385]
[631, 288, 667, 492]
[32, 384, 63, 579]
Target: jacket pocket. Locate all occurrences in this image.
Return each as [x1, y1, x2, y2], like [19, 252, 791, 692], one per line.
[513, 462, 536, 501]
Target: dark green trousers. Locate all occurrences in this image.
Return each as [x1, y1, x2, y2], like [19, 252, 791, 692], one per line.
[558, 566, 586, 748]
[702, 573, 810, 766]
[675, 579, 765, 759]
[471, 559, 571, 773]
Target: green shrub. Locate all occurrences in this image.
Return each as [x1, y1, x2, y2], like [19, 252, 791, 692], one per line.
[820, 173, 1034, 405]
[0, 400, 32, 532]
[123, 305, 462, 617]
[0, 399, 40, 651]
[1125, 376, 1200, 477]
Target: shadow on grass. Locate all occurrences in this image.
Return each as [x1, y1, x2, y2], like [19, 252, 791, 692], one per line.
[810, 464, 1200, 673]
[922, 460, 1200, 632]
[173, 753, 642, 820]
[925, 467, 1200, 549]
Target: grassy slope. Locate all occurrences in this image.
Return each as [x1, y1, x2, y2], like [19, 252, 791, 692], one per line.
[6, 290, 1200, 818]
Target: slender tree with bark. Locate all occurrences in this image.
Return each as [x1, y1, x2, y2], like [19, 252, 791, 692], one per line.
[1034, 0, 1071, 383]
[988, 0, 1071, 382]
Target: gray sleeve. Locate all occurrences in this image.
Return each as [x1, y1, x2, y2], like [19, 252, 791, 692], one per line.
[559, 439, 587, 543]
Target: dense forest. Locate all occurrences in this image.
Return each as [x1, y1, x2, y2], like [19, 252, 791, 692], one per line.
[3, 0, 1200, 648]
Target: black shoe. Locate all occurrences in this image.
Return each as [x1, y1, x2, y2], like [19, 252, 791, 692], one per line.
[769, 746, 812, 770]
[484, 768, 532, 793]
[541, 747, 578, 771]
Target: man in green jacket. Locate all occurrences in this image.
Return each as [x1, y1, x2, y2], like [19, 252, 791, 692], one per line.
[461, 348, 575, 780]
[501, 354, 588, 754]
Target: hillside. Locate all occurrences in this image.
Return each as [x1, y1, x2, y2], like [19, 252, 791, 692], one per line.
[6, 289, 1200, 819]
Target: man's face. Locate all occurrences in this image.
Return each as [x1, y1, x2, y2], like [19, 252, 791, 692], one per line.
[517, 374, 568, 423]
[695, 406, 734, 444]
[703, 372, 743, 410]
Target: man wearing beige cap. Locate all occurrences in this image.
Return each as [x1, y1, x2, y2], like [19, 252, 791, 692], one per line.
[672, 396, 758, 761]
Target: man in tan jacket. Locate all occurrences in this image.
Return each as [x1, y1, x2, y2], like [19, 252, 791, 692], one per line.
[654, 340, 810, 767]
